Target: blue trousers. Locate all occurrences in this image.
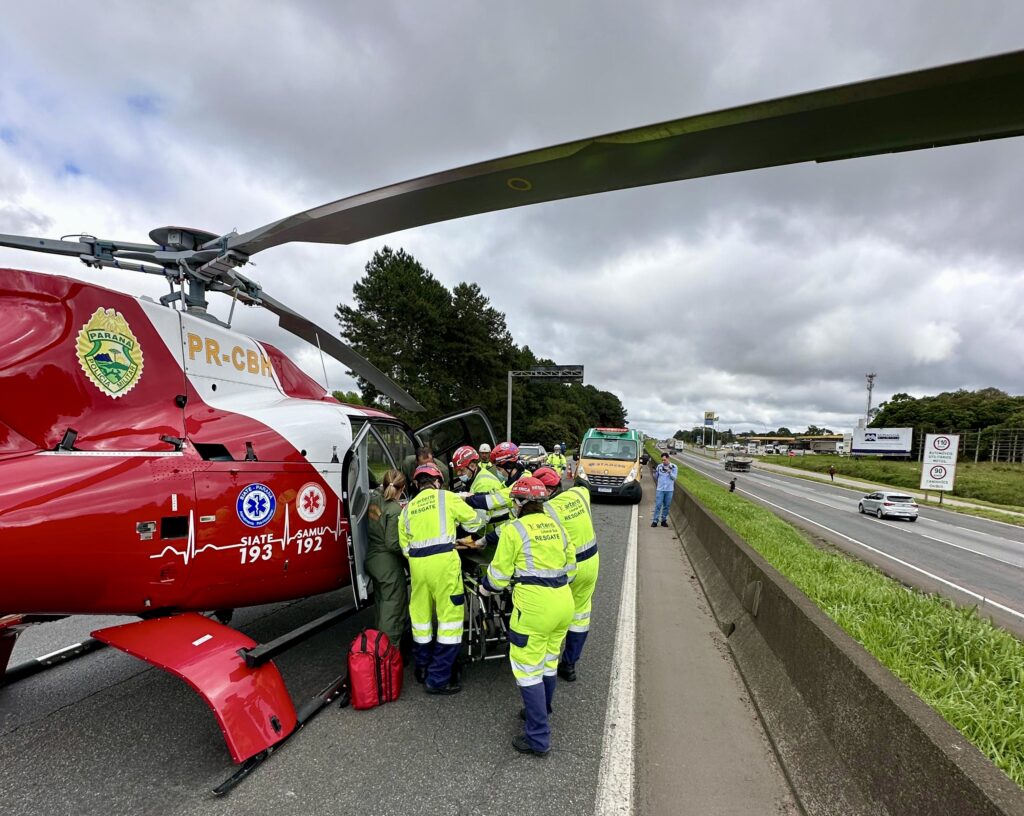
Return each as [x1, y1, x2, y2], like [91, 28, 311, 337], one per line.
[654, 490, 673, 523]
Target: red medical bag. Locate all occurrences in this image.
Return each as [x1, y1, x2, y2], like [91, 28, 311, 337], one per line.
[347, 629, 403, 710]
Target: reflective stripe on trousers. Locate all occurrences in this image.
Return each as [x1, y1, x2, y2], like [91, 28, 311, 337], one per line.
[508, 584, 573, 688]
[408, 550, 464, 655]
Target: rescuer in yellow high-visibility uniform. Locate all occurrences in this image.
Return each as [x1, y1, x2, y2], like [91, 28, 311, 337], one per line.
[478, 442, 495, 475]
[477, 476, 576, 755]
[533, 466, 599, 682]
[399, 463, 486, 694]
[451, 444, 505, 496]
[465, 441, 532, 527]
[545, 444, 567, 477]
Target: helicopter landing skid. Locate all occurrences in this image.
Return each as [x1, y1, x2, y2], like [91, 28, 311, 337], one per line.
[0, 614, 89, 685]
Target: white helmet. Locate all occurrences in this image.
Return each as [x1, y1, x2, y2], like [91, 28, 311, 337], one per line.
[478, 442, 492, 455]
[553, 444, 561, 452]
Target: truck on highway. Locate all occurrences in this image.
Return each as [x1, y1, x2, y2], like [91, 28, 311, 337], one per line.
[723, 452, 753, 472]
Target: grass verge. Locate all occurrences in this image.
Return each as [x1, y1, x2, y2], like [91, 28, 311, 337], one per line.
[647, 442, 1024, 787]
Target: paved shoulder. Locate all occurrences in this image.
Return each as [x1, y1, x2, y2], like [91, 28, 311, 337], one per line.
[635, 488, 798, 815]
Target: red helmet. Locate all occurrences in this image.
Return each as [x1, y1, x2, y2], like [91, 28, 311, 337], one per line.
[532, 466, 560, 489]
[452, 445, 479, 470]
[412, 463, 443, 482]
[509, 476, 548, 502]
[490, 441, 519, 466]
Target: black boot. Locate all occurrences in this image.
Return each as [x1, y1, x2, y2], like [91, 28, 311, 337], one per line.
[650, 521, 657, 527]
[425, 680, 462, 695]
[557, 661, 577, 682]
[512, 734, 549, 756]
[414, 666, 427, 684]
[660, 520, 668, 527]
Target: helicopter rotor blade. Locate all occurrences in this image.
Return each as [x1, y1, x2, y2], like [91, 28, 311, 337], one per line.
[228, 49, 1024, 257]
[0, 234, 97, 258]
[256, 291, 424, 412]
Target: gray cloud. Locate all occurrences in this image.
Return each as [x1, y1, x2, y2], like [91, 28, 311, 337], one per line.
[1, 1, 1023, 440]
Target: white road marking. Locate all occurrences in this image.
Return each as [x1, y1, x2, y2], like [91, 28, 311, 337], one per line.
[748, 493, 1024, 622]
[911, 529, 1024, 569]
[595, 503, 638, 816]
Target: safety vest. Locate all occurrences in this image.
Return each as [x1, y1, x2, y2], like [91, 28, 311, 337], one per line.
[398, 489, 484, 558]
[485, 511, 577, 590]
[546, 486, 597, 562]
[470, 466, 504, 495]
[546, 453, 567, 471]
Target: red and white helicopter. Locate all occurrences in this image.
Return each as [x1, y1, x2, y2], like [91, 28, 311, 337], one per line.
[1, 49, 1023, 781]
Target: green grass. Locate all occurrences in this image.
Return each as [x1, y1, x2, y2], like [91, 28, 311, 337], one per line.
[758, 454, 1024, 509]
[646, 442, 1024, 786]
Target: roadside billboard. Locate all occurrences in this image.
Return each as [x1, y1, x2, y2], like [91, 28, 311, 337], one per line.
[851, 427, 913, 455]
[920, 433, 960, 491]
[703, 411, 716, 427]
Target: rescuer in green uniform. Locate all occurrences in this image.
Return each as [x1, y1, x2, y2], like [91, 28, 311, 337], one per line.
[399, 463, 486, 694]
[401, 445, 451, 492]
[477, 476, 576, 755]
[366, 469, 410, 651]
[533, 465, 599, 682]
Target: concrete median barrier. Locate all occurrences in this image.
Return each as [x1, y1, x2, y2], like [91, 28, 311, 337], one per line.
[668, 487, 1024, 816]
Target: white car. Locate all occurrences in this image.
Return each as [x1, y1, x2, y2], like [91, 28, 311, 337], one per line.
[858, 491, 919, 521]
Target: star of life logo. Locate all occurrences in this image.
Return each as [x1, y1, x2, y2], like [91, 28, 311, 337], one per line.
[236, 484, 276, 528]
[296, 482, 327, 523]
[75, 307, 144, 398]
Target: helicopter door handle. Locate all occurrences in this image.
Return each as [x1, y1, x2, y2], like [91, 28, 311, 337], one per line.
[161, 435, 185, 451]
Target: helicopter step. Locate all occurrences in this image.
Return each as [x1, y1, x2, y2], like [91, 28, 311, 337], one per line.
[92, 613, 299, 763]
[88, 600, 364, 771]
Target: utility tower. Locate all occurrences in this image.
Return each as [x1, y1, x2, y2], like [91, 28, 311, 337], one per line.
[865, 373, 877, 425]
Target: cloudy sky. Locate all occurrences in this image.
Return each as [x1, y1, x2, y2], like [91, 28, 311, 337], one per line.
[2, 2, 1022, 439]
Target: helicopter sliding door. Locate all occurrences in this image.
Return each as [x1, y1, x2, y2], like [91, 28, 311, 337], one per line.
[343, 420, 411, 607]
[414, 407, 497, 466]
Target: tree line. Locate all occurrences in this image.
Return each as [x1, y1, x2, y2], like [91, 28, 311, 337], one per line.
[873, 388, 1024, 431]
[671, 425, 835, 444]
[873, 389, 1024, 462]
[333, 247, 627, 447]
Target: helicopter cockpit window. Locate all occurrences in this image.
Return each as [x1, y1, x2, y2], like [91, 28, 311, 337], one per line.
[365, 431, 394, 485]
[374, 424, 415, 473]
[418, 422, 466, 469]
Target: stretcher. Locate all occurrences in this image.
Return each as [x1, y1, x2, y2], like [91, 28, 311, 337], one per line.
[458, 545, 514, 663]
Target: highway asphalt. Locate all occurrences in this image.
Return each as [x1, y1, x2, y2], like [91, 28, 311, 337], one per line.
[0, 503, 631, 816]
[671, 449, 1024, 638]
